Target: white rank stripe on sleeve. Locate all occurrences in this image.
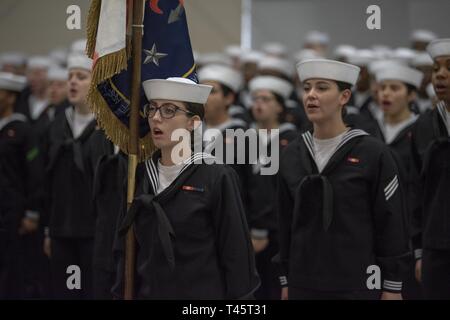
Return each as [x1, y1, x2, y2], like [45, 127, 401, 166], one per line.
[383, 280, 402, 291]
[384, 175, 399, 201]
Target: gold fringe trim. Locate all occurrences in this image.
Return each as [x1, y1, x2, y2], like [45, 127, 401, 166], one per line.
[86, 0, 153, 161]
[90, 48, 128, 86]
[86, 0, 102, 58]
[88, 86, 156, 162]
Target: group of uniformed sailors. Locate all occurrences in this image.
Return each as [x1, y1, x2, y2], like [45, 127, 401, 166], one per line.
[0, 29, 450, 300]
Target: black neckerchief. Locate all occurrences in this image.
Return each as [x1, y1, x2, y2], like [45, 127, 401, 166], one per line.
[296, 129, 368, 231]
[119, 150, 215, 270]
[46, 113, 96, 174]
[387, 117, 418, 146]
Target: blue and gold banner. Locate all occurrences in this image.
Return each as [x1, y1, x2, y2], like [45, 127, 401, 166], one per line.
[88, 0, 197, 160]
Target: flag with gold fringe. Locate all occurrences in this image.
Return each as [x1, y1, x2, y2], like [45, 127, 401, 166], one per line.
[87, 0, 197, 161]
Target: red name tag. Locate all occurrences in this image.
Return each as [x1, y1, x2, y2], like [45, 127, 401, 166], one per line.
[347, 157, 360, 164]
[182, 185, 204, 192]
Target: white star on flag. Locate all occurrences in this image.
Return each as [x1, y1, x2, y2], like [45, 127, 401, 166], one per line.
[143, 44, 168, 66]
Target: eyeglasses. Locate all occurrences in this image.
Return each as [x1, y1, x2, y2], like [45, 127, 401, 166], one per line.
[144, 103, 194, 119]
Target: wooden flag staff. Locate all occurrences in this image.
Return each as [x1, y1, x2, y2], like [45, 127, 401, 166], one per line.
[124, 0, 145, 300]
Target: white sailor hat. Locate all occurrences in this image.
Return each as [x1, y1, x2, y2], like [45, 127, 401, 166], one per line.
[305, 31, 330, 45]
[1, 52, 27, 67]
[333, 45, 356, 59]
[0, 72, 27, 92]
[347, 49, 376, 67]
[411, 52, 434, 67]
[297, 59, 360, 86]
[240, 50, 264, 64]
[371, 45, 393, 60]
[258, 56, 293, 78]
[375, 64, 424, 89]
[197, 52, 232, 67]
[427, 38, 450, 59]
[411, 29, 437, 43]
[48, 66, 69, 81]
[70, 39, 87, 54]
[225, 45, 243, 58]
[368, 60, 403, 75]
[249, 76, 293, 100]
[392, 48, 417, 64]
[293, 49, 322, 63]
[198, 64, 242, 93]
[67, 54, 93, 71]
[49, 48, 69, 67]
[142, 77, 213, 104]
[262, 42, 288, 57]
[27, 56, 52, 70]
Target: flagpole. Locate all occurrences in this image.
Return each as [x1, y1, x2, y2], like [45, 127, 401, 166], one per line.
[124, 0, 145, 300]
